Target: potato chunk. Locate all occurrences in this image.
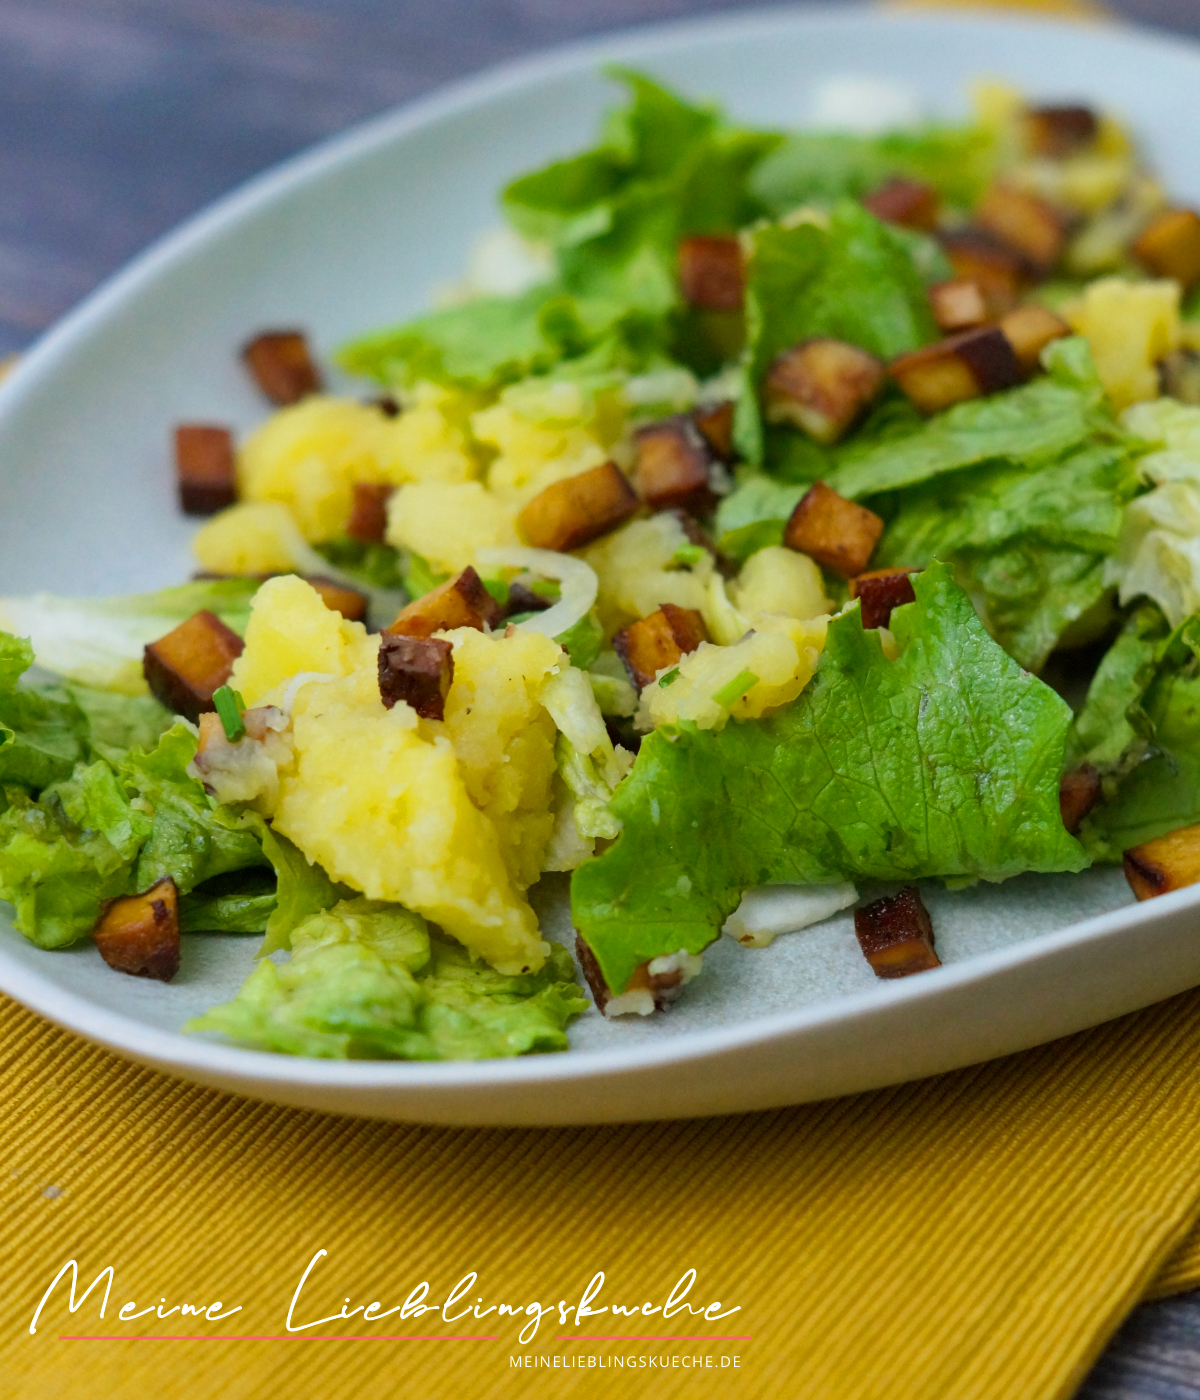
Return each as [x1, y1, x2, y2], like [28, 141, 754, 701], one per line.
[305, 576, 368, 623]
[890, 326, 1023, 414]
[678, 235, 745, 311]
[378, 634, 454, 720]
[241, 329, 322, 405]
[175, 424, 236, 515]
[93, 878, 180, 982]
[863, 177, 940, 231]
[632, 417, 715, 512]
[975, 183, 1068, 273]
[613, 603, 709, 691]
[1134, 209, 1200, 289]
[999, 304, 1072, 376]
[765, 338, 885, 446]
[854, 886, 940, 979]
[518, 461, 639, 552]
[692, 400, 735, 461]
[929, 278, 991, 333]
[1123, 822, 1200, 900]
[784, 481, 884, 578]
[938, 231, 1024, 309]
[143, 610, 245, 723]
[346, 482, 393, 543]
[384, 565, 501, 639]
[1059, 764, 1101, 837]
[1024, 105, 1098, 158]
[850, 567, 918, 629]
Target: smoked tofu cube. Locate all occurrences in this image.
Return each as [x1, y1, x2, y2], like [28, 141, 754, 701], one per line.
[854, 887, 940, 979]
[998, 304, 1072, 376]
[346, 483, 394, 543]
[890, 326, 1023, 415]
[764, 339, 886, 446]
[385, 565, 501, 639]
[929, 278, 991, 333]
[241, 329, 322, 405]
[633, 417, 715, 512]
[692, 400, 736, 462]
[378, 634, 455, 720]
[93, 878, 180, 982]
[1059, 764, 1101, 836]
[574, 935, 697, 1015]
[938, 231, 1024, 309]
[304, 576, 368, 622]
[850, 567, 918, 629]
[975, 183, 1068, 274]
[518, 461, 639, 552]
[1123, 823, 1200, 900]
[784, 481, 884, 579]
[613, 603, 708, 691]
[174, 424, 236, 515]
[143, 610, 244, 723]
[863, 177, 940, 231]
[1133, 209, 1200, 289]
[678, 235, 745, 311]
[1024, 105, 1099, 158]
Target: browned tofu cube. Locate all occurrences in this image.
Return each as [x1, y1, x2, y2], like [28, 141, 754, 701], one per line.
[784, 481, 884, 579]
[890, 326, 1023, 415]
[693, 400, 735, 462]
[863, 177, 940, 232]
[143, 610, 244, 723]
[1059, 764, 1102, 836]
[1123, 823, 1200, 900]
[574, 934, 688, 1013]
[938, 231, 1024, 309]
[633, 417, 715, 512]
[518, 461, 638, 553]
[999, 304, 1072, 377]
[929, 278, 991, 333]
[346, 482, 393, 543]
[1133, 209, 1200, 289]
[93, 878, 180, 982]
[174, 424, 236, 515]
[850, 567, 918, 629]
[241, 329, 322, 405]
[378, 634, 455, 720]
[1159, 349, 1200, 406]
[678, 235, 745, 311]
[384, 565, 501, 639]
[374, 394, 401, 418]
[1024, 104, 1099, 158]
[304, 576, 368, 622]
[613, 603, 708, 691]
[854, 886, 940, 979]
[502, 579, 553, 618]
[764, 338, 886, 446]
[975, 183, 1067, 274]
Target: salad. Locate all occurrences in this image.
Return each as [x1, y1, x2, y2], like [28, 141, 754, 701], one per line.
[3, 70, 1200, 1060]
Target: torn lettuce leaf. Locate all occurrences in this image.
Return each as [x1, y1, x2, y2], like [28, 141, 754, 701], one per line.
[233, 812, 348, 957]
[187, 898, 587, 1060]
[181, 869, 279, 934]
[0, 633, 91, 790]
[68, 686, 175, 765]
[1064, 603, 1169, 775]
[571, 562, 1086, 994]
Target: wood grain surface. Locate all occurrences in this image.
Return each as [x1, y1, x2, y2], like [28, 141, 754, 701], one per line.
[2, 2, 1200, 1394]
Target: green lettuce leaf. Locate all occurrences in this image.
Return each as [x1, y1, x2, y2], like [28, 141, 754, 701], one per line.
[180, 869, 278, 935]
[0, 634, 90, 790]
[188, 898, 587, 1060]
[571, 562, 1086, 993]
[1065, 603, 1168, 774]
[67, 686, 175, 765]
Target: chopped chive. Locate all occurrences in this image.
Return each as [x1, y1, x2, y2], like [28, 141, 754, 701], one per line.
[212, 684, 245, 742]
[658, 666, 681, 688]
[528, 578, 561, 600]
[713, 669, 758, 707]
[670, 543, 706, 569]
[481, 577, 509, 607]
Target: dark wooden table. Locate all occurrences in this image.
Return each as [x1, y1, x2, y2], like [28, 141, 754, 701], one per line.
[4, 2, 1200, 1393]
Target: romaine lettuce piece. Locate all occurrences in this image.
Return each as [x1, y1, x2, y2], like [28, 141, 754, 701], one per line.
[68, 685, 175, 765]
[0, 634, 90, 790]
[181, 870, 278, 934]
[571, 562, 1086, 994]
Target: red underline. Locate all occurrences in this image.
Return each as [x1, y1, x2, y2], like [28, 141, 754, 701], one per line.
[59, 1335, 497, 1342]
[556, 1336, 752, 1342]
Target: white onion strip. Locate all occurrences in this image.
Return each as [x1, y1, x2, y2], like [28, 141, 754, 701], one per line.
[476, 547, 598, 640]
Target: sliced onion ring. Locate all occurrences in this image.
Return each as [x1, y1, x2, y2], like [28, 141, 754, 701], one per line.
[476, 547, 598, 641]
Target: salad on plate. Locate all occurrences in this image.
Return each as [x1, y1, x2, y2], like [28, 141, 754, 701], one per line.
[3, 70, 1200, 1060]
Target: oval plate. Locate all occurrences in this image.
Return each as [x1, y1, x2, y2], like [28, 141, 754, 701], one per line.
[2, 5, 1199, 1126]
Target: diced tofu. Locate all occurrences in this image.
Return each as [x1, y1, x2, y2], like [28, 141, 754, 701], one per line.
[929, 278, 991, 333]
[784, 481, 884, 578]
[692, 400, 735, 461]
[975, 183, 1068, 273]
[764, 338, 886, 446]
[143, 610, 245, 722]
[999, 304, 1072, 376]
[378, 634, 455, 720]
[92, 877, 180, 982]
[502, 578, 554, 619]
[384, 565, 501, 639]
[889, 326, 1023, 414]
[633, 417, 715, 512]
[241, 329, 322, 405]
[678, 235, 745, 311]
[1024, 105, 1099, 159]
[1134, 209, 1200, 289]
[851, 567, 918, 629]
[174, 424, 236, 515]
[1059, 763, 1101, 836]
[304, 576, 369, 623]
[938, 231, 1024, 308]
[518, 461, 639, 552]
[575, 934, 702, 1015]
[862, 177, 940, 231]
[1123, 822, 1200, 900]
[854, 886, 940, 979]
[613, 603, 709, 690]
[346, 482, 394, 543]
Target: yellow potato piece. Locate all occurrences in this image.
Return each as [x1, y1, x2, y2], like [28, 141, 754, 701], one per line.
[1066, 277, 1182, 409]
[386, 480, 519, 574]
[192, 500, 303, 576]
